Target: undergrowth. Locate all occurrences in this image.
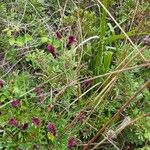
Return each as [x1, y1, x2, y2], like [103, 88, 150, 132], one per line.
[0, 0, 150, 150]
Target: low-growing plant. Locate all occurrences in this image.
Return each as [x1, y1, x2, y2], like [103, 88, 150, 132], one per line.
[0, 0, 150, 150]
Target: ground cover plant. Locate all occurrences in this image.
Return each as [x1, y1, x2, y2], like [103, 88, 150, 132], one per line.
[0, 0, 150, 150]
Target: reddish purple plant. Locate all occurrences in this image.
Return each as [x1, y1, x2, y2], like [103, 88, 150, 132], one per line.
[11, 99, 20, 108]
[0, 80, 4, 88]
[78, 113, 86, 123]
[32, 117, 41, 127]
[34, 86, 42, 95]
[47, 44, 57, 58]
[8, 118, 18, 127]
[47, 122, 57, 136]
[47, 44, 55, 53]
[82, 79, 92, 91]
[68, 138, 76, 149]
[21, 123, 29, 130]
[68, 36, 77, 45]
[34, 86, 44, 102]
[56, 31, 62, 39]
[38, 95, 44, 102]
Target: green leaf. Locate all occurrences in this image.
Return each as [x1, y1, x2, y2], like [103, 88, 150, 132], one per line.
[47, 132, 55, 142]
[103, 51, 113, 72]
[9, 38, 15, 45]
[53, 40, 61, 48]
[13, 85, 20, 94]
[24, 34, 32, 42]
[37, 0, 45, 4]
[2, 28, 9, 32]
[107, 22, 115, 34]
[41, 37, 49, 43]
[105, 31, 150, 44]
[7, 30, 12, 37]
[16, 36, 25, 46]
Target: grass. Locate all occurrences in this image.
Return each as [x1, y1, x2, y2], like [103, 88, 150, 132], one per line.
[0, 0, 150, 149]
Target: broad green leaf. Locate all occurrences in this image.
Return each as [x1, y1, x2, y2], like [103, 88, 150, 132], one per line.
[47, 132, 55, 142]
[13, 86, 19, 94]
[24, 34, 32, 42]
[53, 40, 61, 48]
[41, 37, 49, 43]
[16, 36, 25, 47]
[9, 38, 15, 45]
[48, 38, 53, 44]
